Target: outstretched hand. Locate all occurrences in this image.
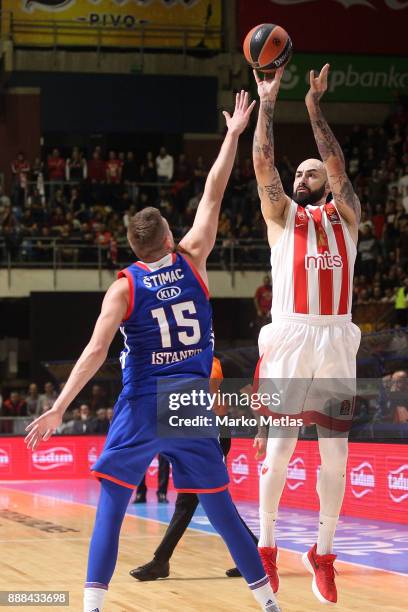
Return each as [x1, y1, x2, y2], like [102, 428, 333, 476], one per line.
[306, 63, 330, 108]
[253, 67, 285, 103]
[223, 90, 256, 135]
[25, 407, 63, 451]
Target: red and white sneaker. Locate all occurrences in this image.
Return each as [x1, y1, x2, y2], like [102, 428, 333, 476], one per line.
[258, 546, 279, 593]
[302, 543, 338, 605]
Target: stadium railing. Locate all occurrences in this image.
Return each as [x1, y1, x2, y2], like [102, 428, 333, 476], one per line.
[1, 12, 223, 66]
[0, 237, 271, 277]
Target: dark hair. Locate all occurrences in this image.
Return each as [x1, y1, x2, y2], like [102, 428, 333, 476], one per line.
[128, 207, 166, 258]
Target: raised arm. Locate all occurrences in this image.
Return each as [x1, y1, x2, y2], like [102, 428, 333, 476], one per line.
[25, 278, 129, 450]
[252, 68, 290, 231]
[178, 90, 255, 272]
[306, 64, 361, 236]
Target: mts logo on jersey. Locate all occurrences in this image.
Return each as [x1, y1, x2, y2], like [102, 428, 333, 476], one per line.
[305, 253, 343, 270]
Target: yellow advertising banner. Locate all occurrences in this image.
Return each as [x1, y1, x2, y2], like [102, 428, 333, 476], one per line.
[2, 0, 221, 50]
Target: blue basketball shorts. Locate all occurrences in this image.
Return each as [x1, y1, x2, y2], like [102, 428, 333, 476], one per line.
[91, 391, 229, 493]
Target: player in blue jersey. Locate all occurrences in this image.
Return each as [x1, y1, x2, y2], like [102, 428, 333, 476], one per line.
[25, 91, 281, 612]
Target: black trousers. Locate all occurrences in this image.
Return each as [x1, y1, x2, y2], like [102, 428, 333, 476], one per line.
[154, 437, 258, 564]
[137, 454, 170, 496]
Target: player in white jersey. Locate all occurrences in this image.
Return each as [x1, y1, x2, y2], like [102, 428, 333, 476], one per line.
[252, 65, 362, 605]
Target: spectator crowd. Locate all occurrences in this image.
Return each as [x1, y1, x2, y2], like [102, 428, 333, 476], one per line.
[0, 100, 407, 314]
[0, 381, 113, 435]
[1, 369, 407, 438]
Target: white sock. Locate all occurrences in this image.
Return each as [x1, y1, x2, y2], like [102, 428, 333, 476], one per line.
[249, 576, 280, 610]
[258, 510, 277, 547]
[317, 514, 338, 555]
[83, 587, 107, 612]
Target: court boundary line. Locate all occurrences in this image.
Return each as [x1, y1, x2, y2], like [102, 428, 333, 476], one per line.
[1, 483, 406, 578]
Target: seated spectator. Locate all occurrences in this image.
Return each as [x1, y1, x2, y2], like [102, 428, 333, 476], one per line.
[58, 407, 81, 434]
[385, 371, 408, 423]
[372, 204, 385, 240]
[106, 408, 113, 424]
[185, 191, 202, 222]
[67, 186, 82, 213]
[357, 225, 378, 280]
[39, 381, 57, 413]
[381, 287, 395, 303]
[396, 222, 408, 268]
[71, 404, 93, 434]
[50, 204, 66, 229]
[35, 227, 54, 262]
[399, 164, 408, 212]
[368, 169, 388, 206]
[2, 391, 27, 433]
[348, 147, 360, 179]
[89, 384, 106, 412]
[123, 204, 137, 229]
[90, 408, 110, 434]
[0, 185, 11, 208]
[26, 383, 40, 416]
[361, 146, 377, 177]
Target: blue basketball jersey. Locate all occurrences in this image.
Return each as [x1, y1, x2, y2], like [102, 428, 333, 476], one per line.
[117, 252, 214, 393]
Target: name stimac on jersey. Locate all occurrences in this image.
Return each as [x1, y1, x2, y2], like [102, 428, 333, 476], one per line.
[143, 269, 184, 288]
[305, 253, 343, 270]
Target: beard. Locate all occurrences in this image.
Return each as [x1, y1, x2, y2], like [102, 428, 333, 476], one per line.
[293, 184, 327, 206]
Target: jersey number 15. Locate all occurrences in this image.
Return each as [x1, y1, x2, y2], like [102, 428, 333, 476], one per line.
[151, 300, 201, 348]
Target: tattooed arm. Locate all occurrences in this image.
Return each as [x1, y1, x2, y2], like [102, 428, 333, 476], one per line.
[253, 69, 290, 231]
[306, 64, 360, 237]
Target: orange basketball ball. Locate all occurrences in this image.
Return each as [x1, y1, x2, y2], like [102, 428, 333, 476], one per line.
[243, 23, 293, 73]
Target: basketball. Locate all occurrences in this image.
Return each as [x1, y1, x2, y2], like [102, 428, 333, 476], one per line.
[243, 23, 293, 73]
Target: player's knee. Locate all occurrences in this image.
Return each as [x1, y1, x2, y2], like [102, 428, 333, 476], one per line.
[320, 441, 348, 472]
[265, 439, 297, 470]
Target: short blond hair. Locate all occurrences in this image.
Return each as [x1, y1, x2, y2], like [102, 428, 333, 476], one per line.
[128, 207, 166, 258]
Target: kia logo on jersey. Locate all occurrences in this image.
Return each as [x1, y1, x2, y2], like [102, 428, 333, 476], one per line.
[231, 454, 249, 484]
[156, 286, 182, 301]
[32, 447, 74, 470]
[350, 461, 375, 498]
[286, 457, 306, 490]
[387, 464, 408, 503]
[0, 448, 10, 466]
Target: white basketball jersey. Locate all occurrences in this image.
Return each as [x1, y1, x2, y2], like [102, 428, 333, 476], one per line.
[270, 200, 356, 316]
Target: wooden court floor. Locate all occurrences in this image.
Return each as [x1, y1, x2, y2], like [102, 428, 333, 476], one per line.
[0, 486, 405, 612]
